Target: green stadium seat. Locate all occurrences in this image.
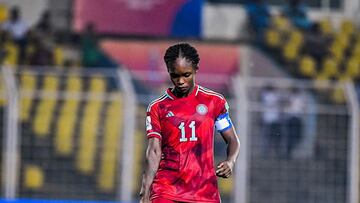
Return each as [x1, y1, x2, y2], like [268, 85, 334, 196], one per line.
[97, 94, 122, 192]
[32, 76, 59, 137]
[55, 76, 82, 155]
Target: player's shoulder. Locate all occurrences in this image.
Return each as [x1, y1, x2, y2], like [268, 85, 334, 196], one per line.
[147, 92, 171, 112]
[197, 85, 226, 101]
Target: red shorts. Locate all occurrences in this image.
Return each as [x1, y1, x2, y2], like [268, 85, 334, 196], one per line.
[152, 197, 184, 203]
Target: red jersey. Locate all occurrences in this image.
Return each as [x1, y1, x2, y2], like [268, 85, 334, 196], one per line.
[146, 84, 229, 203]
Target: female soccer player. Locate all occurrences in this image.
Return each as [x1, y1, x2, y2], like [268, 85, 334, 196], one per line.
[139, 43, 240, 203]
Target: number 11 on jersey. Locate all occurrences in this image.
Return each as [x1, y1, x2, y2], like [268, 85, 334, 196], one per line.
[178, 121, 198, 142]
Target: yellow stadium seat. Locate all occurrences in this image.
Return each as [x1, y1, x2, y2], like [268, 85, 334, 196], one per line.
[335, 33, 349, 49]
[265, 29, 281, 48]
[321, 58, 339, 77]
[89, 76, 106, 92]
[20, 74, 36, 121]
[272, 15, 291, 31]
[329, 43, 344, 63]
[345, 58, 360, 78]
[0, 76, 6, 107]
[3, 42, 18, 66]
[331, 86, 346, 104]
[97, 95, 123, 192]
[289, 30, 303, 46]
[33, 76, 59, 137]
[0, 4, 8, 23]
[283, 42, 299, 62]
[299, 56, 316, 77]
[76, 78, 105, 174]
[319, 18, 332, 35]
[55, 76, 82, 155]
[54, 46, 64, 67]
[340, 20, 354, 36]
[24, 165, 44, 190]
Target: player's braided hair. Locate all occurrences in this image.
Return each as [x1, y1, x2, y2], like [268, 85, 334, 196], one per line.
[164, 43, 200, 70]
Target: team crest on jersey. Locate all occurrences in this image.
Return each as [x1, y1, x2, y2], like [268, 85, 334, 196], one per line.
[196, 104, 208, 115]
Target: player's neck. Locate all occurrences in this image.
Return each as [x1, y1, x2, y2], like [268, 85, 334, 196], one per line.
[172, 85, 195, 98]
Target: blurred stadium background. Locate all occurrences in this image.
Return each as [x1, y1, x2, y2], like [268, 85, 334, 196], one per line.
[0, 0, 359, 203]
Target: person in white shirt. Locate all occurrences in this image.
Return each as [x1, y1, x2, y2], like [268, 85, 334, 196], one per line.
[260, 84, 282, 156]
[284, 87, 306, 158]
[2, 6, 29, 64]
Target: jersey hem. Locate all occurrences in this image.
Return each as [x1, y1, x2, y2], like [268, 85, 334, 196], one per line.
[151, 194, 220, 203]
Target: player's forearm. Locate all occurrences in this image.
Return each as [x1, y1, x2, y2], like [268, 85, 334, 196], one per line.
[140, 147, 162, 195]
[226, 135, 240, 164]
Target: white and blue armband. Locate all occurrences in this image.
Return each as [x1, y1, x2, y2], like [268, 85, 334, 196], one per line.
[215, 112, 233, 132]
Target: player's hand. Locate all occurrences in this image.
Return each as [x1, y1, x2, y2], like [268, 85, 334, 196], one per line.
[216, 160, 234, 178]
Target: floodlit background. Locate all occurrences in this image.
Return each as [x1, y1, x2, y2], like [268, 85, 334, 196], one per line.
[0, 0, 359, 203]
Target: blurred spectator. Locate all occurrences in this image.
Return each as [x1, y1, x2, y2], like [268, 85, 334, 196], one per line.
[2, 6, 29, 64]
[35, 10, 53, 38]
[28, 38, 54, 66]
[284, 87, 306, 159]
[259, 84, 282, 156]
[304, 23, 328, 64]
[246, 0, 271, 43]
[282, 0, 312, 30]
[81, 23, 117, 68]
[81, 23, 102, 67]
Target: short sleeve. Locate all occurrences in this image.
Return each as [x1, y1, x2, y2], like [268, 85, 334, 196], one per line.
[216, 97, 230, 118]
[146, 103, 162, 140]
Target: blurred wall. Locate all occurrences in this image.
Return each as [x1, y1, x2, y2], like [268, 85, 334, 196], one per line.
[0, 0, 49, 26]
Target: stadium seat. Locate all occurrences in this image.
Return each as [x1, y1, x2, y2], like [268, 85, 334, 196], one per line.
[23, 165, 44, 190]
[345, 58, 360, 78]
[299, 56, 316, 77]
[55, 76, 82, 155]
[97, 94, 122, 192]
[321, 57, 339, 78]
[288, 30, 303, 46]
[319, 18, 333, 35]
[130, 106, 146, 194]
[331, 86, 346, 104]
[54, 46, 64, 67]
[33, 76, 59, 137]
[335, 32, 349, 49]
[3, 42, 18, 66]
[283, 42, 299, 62]
[265, 29, 281, 48]
[0, 4, 8, 23]
[340, 19, 354, 36]
[0, 75, 6, 107]
[76, 76, 106, 174]
[329, 42, 344, 62]
[272, 15, 291, 31]
[20, 73, 36, 121]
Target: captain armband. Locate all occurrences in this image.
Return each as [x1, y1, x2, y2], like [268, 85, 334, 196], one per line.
[215, 112, 233, 132]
